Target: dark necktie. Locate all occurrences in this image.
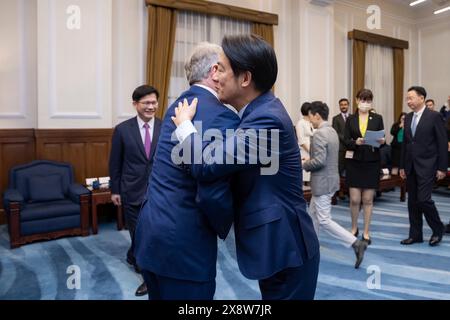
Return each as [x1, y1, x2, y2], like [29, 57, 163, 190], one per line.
[144, 123, 151, 159]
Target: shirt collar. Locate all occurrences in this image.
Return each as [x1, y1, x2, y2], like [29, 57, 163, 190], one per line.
[414, 105, 426, 116]
[238, 104, 249, 119]
[193, 84, 219, 100]
[137, 116, 154, 129]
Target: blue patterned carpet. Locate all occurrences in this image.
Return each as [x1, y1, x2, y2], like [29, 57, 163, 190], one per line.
[1, 188, 449, 300]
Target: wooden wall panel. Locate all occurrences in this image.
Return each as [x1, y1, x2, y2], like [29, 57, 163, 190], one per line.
[0, 130, 35, 224]
[87, 142, 110, 178]
[35, 129, 113, 185]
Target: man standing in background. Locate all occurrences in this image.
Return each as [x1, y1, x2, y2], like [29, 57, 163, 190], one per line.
[400, 86, 448, 247]
[332, 98, 350, 177]
[109, 85, 162, 296]
[425, 99, 435, 111]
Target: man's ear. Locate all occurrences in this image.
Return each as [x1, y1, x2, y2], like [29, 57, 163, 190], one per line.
[240, 71, 253, 89]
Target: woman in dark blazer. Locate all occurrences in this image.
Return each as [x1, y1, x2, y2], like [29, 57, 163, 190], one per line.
[390, 112, 407, 175]
[344, 89, 385, 245]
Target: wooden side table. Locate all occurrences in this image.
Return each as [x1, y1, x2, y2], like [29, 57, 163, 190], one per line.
[90, 188, 124, 234]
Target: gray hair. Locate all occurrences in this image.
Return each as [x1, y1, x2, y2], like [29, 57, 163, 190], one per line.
[185, 42, 221, 85]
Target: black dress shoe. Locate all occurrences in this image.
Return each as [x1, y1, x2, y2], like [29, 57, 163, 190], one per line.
[429, 235, 442, 246]
[445, 224, 450, 234]
[400, 238, 423, 245]
[126, 257, 141, 274]
[352, 228, 359, 237]
[135, 282, 148, 296]
[352, 239, 368, 269]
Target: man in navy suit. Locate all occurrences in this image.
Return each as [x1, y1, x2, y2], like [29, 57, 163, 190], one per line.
[400, 86, 448, 246]
[173, 35, 320, 300]
[109, 85, 162, 296]
[134, 43, 240, 300]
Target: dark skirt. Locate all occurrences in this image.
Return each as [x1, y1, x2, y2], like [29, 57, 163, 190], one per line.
[346, 159, 380, 189]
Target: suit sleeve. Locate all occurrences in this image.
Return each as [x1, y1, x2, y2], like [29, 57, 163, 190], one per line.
[434, 113, 449, 171]
[303, 131, 327, 172]
[195, 109, 241, 239]
[196, 178, 235, 240]
[109, 127, 123, 194]
[400, 118, 408, 170]
[332, 117, 345, 145]
[344, 118, 357, 150]
[186, 113, 281, 182]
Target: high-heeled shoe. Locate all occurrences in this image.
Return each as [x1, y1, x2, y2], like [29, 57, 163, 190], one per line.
[352, 228, 359, 237]
[362, 234, 372, 245]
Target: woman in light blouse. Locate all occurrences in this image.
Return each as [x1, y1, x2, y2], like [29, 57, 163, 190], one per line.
[296, 102, 314, 183]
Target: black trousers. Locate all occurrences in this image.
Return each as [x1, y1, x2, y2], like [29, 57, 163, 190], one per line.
[141, 270, 215, 300]
[258, 253, 320, 300]
[123, 203, 142, 268]
[338, 150, 346, 176]
[406, 169, 444, 240]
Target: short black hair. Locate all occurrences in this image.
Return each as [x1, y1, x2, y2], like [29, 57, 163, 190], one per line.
[425, 99, 435, 105]
[407, 86, 427, 99]
[222, 34, 277, 93]
[309, 101, 329, 121]
[356, 89, 373, 101]
[339, 98, 349, 105]
[132, 85, 159, 102]
[301, 102, 311, 116]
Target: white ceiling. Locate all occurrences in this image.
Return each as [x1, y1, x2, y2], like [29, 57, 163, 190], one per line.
[388, 0, 450, 19]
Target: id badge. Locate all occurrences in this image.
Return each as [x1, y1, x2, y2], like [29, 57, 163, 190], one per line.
[345, 150, 354, 159]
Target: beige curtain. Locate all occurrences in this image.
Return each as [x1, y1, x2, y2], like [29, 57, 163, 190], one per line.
[252, 22, 274, 48]
[352, 40, 367, 110]
[252, 23, 275, 91]
[146, 5, 177, 119]
[393, 48, 404, 121]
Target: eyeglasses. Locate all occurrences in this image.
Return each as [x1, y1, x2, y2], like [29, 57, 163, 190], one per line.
[139, 101, 158, 106]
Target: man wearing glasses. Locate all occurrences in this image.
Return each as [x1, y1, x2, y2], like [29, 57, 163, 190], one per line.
[109, 85, 162, 297]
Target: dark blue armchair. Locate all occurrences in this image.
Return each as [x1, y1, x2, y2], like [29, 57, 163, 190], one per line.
[3, 160, 90, 248]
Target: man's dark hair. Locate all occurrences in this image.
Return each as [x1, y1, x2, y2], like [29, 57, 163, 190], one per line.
[356, 89, 373, 101]
[132, 85, 159, 102]
[222, 34, 278, 93]
[338, 98, 349, 105]
[425, 99, 435, 105]
[301, 102, 311, 116]
[310, 101, 329, 121]
[408, 86, 427, 99]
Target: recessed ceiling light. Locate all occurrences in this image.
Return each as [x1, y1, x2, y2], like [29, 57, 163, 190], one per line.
[409, 0, 427, 6]
[434, 5, 450, 14]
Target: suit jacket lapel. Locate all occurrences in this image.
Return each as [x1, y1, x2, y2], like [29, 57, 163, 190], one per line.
[149, 118, 161, 161]
[415, 107, 428, 136]
[354, 115, 363, 138]
[406, 112, 413, 138]
[131, 117, 148, 160]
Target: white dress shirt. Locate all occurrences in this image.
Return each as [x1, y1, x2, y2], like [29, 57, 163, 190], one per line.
[413, 104, 426, 125]
[136, 116, 155, 145]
